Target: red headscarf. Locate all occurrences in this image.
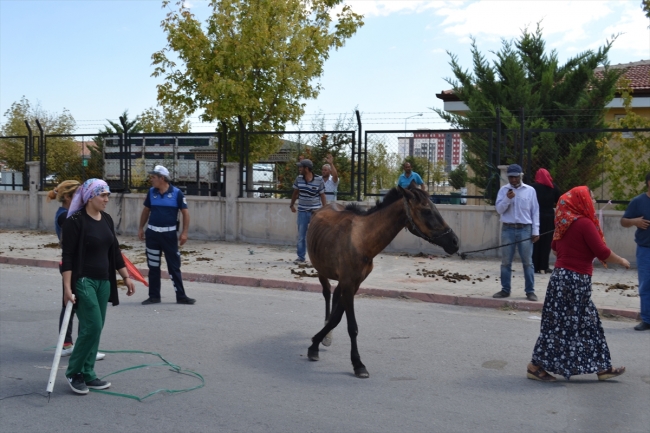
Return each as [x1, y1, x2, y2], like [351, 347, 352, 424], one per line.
[535, 168, 554, 189]
[553, 186, 605, 244]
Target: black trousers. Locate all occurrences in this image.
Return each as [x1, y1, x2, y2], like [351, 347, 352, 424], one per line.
[533, 212, 555, 272]
[145, 229, 189, 300]
[58, 264, 75, 345]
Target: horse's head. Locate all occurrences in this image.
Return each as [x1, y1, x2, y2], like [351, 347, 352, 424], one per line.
[398, 182, 460, 255]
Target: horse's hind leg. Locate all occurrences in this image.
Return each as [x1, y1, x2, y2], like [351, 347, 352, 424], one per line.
[343, 291, 369, 378]
[308, 300, 344, 361]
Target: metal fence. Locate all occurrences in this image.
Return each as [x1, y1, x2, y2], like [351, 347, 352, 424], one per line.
[242, 130, 357, 201]
[1, 114, 648, 204]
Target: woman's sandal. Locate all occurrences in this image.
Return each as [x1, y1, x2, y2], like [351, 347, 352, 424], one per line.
[597, 366, 626, 381]
[527, 368, 557, 382]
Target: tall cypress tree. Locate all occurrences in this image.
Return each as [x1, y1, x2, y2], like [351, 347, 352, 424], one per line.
[434, 25, 622, 197]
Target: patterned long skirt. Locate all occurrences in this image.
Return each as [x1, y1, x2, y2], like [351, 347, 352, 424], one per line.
[531, 267, 612, 379]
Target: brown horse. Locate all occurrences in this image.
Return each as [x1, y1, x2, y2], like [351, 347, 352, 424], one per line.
[306, 182, 460, 378]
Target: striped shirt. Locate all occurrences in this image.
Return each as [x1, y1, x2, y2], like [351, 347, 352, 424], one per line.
[293, 174, 325, 212]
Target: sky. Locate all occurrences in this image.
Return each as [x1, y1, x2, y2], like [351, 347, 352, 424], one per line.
[1, 0, 649, 134]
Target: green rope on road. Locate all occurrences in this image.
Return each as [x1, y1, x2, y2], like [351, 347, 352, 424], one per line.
[44, 347, 205, 401]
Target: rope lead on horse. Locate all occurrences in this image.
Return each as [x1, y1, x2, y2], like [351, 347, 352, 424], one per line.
[458, 228, 556, 260]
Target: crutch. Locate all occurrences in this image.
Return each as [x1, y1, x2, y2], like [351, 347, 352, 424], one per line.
[46, 298, 74, 399]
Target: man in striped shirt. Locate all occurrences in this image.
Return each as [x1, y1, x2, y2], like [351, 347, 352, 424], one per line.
[289, 159, 327, 263]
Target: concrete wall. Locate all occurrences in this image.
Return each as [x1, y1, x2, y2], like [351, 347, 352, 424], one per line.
[0, 186, 638, 264]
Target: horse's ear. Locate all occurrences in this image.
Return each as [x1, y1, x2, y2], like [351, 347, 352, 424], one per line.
[399, 185, 415, 200]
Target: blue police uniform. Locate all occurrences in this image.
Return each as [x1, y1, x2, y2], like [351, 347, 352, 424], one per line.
[144, 184, 191, 301]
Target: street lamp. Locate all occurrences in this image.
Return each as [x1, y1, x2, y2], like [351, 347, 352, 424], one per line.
[404, 113, 423, 131]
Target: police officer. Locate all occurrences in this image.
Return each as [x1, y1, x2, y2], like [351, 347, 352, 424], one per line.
[138, 165, 196, 305]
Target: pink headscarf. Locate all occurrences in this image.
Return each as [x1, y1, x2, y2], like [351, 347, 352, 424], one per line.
[67, 178, 110, 217]
[535, 168, 554, 189]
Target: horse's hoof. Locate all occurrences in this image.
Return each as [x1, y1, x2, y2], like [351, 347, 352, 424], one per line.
[307, 348, 319, 361]
[322, 331, 333, 347]
[354, 367, 369, 378]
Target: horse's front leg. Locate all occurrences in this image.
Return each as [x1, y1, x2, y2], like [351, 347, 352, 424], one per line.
[308, 298, 344, 361]
[320, 277, 337, 347]
[343, 290, 368, 378]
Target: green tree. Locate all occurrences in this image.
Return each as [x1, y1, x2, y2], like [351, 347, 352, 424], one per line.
[643, 0, 650, 19]
[428, 161, 447, 192]
[0, 97, 79, 180]
[138, 105, 191, 133]
[152, 0, 363, 163]
[366, 140, 401, 192]
[599, 79, 650, 208]
[434, 24, 622, 198]
[448, 163, 468, 190]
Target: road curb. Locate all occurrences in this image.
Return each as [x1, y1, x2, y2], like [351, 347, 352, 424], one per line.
[1, 256, 640, 320]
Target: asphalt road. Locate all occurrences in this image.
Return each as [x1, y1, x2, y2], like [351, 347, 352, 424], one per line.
[1, 264, 648, 433]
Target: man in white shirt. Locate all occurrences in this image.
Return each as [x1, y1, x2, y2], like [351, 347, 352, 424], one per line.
[494, 164, 540, 301]
[321, 154, 339, 203]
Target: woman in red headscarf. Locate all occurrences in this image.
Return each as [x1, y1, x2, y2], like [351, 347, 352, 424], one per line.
[526, 186, 630, 382]
[531, 168, 562, 273]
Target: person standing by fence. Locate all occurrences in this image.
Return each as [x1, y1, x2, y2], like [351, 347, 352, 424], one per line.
[61, 179, 135, 394]
[138, 165, 196, 305]
[48, 180, 105, 361]
[531, 168, 562, 274]
[493, 164, 540, 301]
[289, 159, 326, 264]
[321, 154, 339, 203]
[527, 186, 629, 382]
[620, 171, 650, 331]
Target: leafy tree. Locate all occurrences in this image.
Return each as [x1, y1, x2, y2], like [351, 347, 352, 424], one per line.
[643, 0, 650, 19]
[138, 105, 191, 133]
[434, 24, 623, 199]
[448, 163, 468, 190]
[428, 161, 447, 192]
[275, 111, 355, 199]
[151, 0, 363, 163]
[0, 97, 79, 180]
[599, 79, 650, 208]
[366, 140, 401, 192]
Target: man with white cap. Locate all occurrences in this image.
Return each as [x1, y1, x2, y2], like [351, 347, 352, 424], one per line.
[289, 159, 327, 263]
[138, 165, 196, 305]
[494, 163, 540, 301]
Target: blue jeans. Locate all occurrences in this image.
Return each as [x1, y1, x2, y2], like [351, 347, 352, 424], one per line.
[500, 224, 535, 294]
[637, 245, 650, 323]
[296, 211, 312, 261]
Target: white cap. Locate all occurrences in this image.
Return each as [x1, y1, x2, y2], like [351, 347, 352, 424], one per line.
[148, 165, 170, 179]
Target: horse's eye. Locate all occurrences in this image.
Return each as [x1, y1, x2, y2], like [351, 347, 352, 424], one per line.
[421, 209, 432, 217]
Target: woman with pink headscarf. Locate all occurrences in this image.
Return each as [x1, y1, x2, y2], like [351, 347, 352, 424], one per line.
[527, 186, 629, 382]
[531, 168, 562, 273]
[60, 179, 135, 395]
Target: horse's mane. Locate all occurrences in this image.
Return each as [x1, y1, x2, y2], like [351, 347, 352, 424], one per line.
[343, 187, 405, 216]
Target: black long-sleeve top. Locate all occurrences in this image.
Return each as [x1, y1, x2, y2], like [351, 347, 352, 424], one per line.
[61, 208, 125, 306]
[532, 182, 562, 216]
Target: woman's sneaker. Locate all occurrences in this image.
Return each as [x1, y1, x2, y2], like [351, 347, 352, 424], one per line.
[61, 345, 74, 357]
[67, 373, 89, 395]
[85, 378, 111, 390]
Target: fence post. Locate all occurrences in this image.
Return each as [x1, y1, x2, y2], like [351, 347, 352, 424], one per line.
[119, 117, 131, 193]
[27, 161, 40, 229]
[35, 119, 45, 190]
[356, 110, 362, 201]
[223, 162, 240, 241]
